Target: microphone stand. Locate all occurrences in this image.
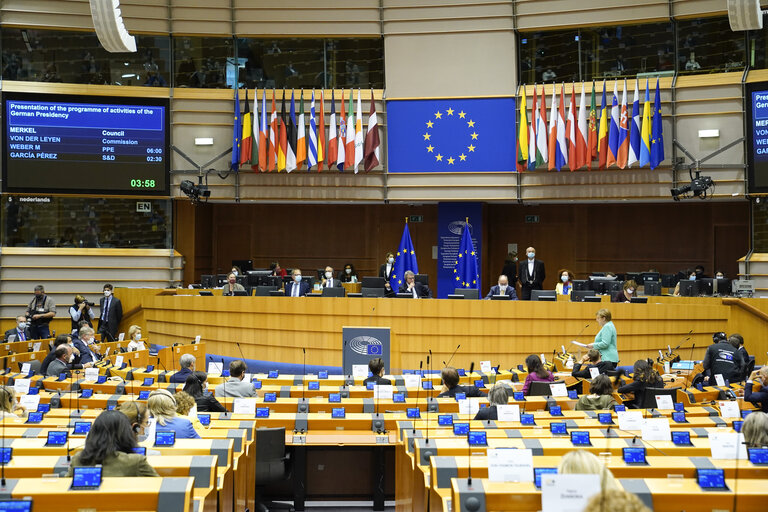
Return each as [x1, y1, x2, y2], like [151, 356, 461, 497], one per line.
[425, 353, 431, 445]
[466, 362, 475, 486]
[412, 361, 423, 435]
[444, 344, 461, 368]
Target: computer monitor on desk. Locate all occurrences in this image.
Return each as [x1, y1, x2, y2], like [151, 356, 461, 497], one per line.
[361, 277, 386, 288]
[531, 290, 556, 301]
[201, 275, 214, 288]
[571, 280, 590, 291]
[644, 281, 661, 296]
[571, 290, 597, 302]
[713, 278, 731, 296]
[678, 280, 700, 297]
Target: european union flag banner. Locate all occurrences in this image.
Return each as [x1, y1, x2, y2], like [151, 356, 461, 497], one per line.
[390, 222, 419, 290]
[386, 98, 516, 172]
[453, 221, 480, 293]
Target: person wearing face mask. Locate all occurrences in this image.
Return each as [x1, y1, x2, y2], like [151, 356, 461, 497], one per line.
[484, 274, 518, 300]
[672, 269, 696, 296]
[26, 284, 56, 339]
[555, 269, 574, 296]
[223, 272, 246, 296]
[126, 324, 146, 352]
[379, 252, 396, 281]
[183, 371, 226, 412]
[98, 283, 122, 342]
[230, 265, 242, 277]
[73, 325, 102, 365]
[286, 269, 310, 297]
[321, 266, 342, 288]
[715, 270, 725, 279]
[69, 295, 94, 333]
[339, 263, 358, 283]
[518, 246, 546, 300]
[4, 315, 32, 342]
[612, 279, 637, 303]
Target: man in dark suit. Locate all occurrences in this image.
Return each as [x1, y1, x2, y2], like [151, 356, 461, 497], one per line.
[363, 357, 392, 386]
[321, 266, 343, 288]
[484, 275, 518, 300]
[285, 269, 311, 297]
[98, 283, 123, 342]
[4, 315, 32, 341]
[518, 246, 546, 300]
[73, 326, 101, 365]
[398, 271, 431, 298]
[170, 353, 196, 383]
[474, 383, 510, 421]
[437, 367, 485, 398]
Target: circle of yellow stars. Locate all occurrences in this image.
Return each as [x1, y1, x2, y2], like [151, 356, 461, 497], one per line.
[392, 247, 416, 287]
[453, 246, 478, 288]
[423, 108, 478, 165]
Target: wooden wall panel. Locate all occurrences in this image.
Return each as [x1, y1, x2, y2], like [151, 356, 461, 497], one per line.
[516, 0, 668, 30]
[233, 0, 381, 36]
[0, 0, 92, 29]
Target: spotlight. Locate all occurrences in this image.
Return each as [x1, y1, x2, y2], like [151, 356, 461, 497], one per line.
[180, 179, 210, 203]
[671, 173, 714, 201]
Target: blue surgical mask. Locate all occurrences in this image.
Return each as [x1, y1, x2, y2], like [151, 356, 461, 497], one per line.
[388, 257, 394, 264]
[18, 322, 27, 330]
[561, 275, 569, 282]
[527, 252, 535, 259]
[294, 275, 302, 282]
[689, 275, 696, 281]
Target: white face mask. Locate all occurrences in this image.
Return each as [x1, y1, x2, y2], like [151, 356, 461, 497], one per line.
[561, 275, 569, 282]
[388, 257, 394, 264]
[498, 284, 506, 290]
[294, 275, 302, 282]
[325, 271, 332, 279]
[135, 334, 142, 341]
[716, 275, 723, 279]
[689, 275, 696, 281]
[628, 288, 635, 294]
[345, 268, 352, 274]
[527, 252, 535, 259]
[104, 290, 112, 297]
[18, 322, 27, 330]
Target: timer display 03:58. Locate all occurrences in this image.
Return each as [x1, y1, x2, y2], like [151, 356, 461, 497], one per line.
[130, 179, 157, 188]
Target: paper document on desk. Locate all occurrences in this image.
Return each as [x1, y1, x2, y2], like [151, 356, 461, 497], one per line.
[571, 341, 588, 348]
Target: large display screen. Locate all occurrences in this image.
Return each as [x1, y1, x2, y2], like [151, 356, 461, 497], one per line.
[3, 92, 169, 195]
[746, 82, 768, 194]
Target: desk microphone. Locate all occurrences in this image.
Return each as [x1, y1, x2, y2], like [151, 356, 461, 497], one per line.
[425, 352, 431, 445]
[127, 360, 136, 397]
[412, 360, 423, 435]
[1, 399, 5, 486]
[300, 348, 308, 414]
[443, 344, 461, 367]
[156, 359, 168, 382]
[466, 362, 475, 486]
[236, 342, 247, 364]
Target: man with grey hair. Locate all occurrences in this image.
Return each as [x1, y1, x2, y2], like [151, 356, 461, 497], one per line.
[474, 383, 510, 421]
[170, 353, 196, 383]
[398, 270, 431, 298]
[73, 325, 101, 365]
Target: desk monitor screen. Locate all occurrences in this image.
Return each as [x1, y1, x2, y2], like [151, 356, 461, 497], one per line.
[198, 414, 210, 426]
[73, 421, 91, 435]
[422, 381, 433, 390]
[58, 372, 67, 381]
[733, 420, 743, 433]
[614, 405, 626, 412]
[328, 393, 341, 403]
[308, 381, 320, 391]
[26, 412, 43, 424]
[366, 382, 375, 391]
[598, 413, 613, 425]
[629, 297, 648, 304]
[96, 375, 107, 384]
[742, 410, 752, 419]
[534, 467, 558, 489]
[674, 402, 685, 412]
[252, 380, 262, 389]
[332, 407, 345, 419]
[438, 414, 453, 426]
[458, 369, 466, 376]
[80, 389, 93, 399]
[142, 377, 154, 386]
[474, 380, 485, 389]
[106, 405, 116, 411]
[549, 405, 562, 416]
[672, 431, 692, 446]
[393, 393, 405, 403]
[0, 501, 32, 512]
[748, 448, 768, 465]
[263, 392, 277, 403]
[138, 390, 150, 400]
[467, 431, 487, 446]
[453, 422, 469, 435]
[549, 422, 567, 435]
[672, 412, 687, 423]
[133, 446, 146, 455]
[71, 466, 102, 490]
[46, 431, 68, 446]
[568, 389, 578, 399]
[678, 280, 699, 297]
[268, 370, 279, 378]
[697, 468, 727, 490]
[520, 414, 535, 425]
[623, 447, 647, 465]
[256, 407, 270, 418]
[318, 371, 328, 379]
[513, 392, 525, 401]
[0, 448, 11, 464]
[454, 392, 466, 401]
[26, 387, 39, 396]
[154, 431, 175, 446]
[406, 408, 421, 419]
[571, 431, 591, 446]
[37, 403, 50, 413]
[146, 365, 154, 373]
[672, 361, 695, 371]
[198, 290, 214, 296]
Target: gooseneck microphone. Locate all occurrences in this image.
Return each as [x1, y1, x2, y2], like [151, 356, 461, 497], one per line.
[444, 344, 461, 367]
[466, 362, 475, 486]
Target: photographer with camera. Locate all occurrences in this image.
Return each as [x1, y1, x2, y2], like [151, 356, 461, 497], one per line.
[25, 285, 56, 340]
[69, 295, 95, 334]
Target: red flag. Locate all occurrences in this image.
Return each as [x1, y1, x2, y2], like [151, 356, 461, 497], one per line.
[318, 90, 326, 171]
[566, 86, 576, 170]
[364, 91, 380, 172]
[267, 93, 277, 171]
[257, 92, 268, 172]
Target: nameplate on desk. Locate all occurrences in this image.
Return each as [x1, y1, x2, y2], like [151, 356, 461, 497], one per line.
[114, 356, 124, 368]
[541, 474, 601, 512]
[496, 404, 521, 423]
[480, 360, 492, 373]
[488, 447, 533, 483]
[458, 398, 480, 416]
[654, 395, 674, 410]
[641, 418, 671, 441]
[710, 432, 748, 460]
[13, 378, 30, 394]
[19, 393, 40, 411]
[84, 368, 99, 382]
[617, 411, 644, 431]
[21, 363, 31, 375]
[118, 333, 125, 341]
[373, 384, 393, 400]
[714, 374, 726, 387]
[549, 383, 567, 397]
[403, 374, 421, 388]
[375, 435, 390, 444]
[292, 435, 307, 444]
[352, 365, 369, 378]
[588, 367, 600, 379]
[233, 398, 257, 415]
[209, 362, 223, 375]
[32, 342, 41, 352]
[718, 400, 741, 419]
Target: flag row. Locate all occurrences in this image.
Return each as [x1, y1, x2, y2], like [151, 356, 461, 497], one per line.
[517, 78, 665, 171]
[231, 88, 381, 174]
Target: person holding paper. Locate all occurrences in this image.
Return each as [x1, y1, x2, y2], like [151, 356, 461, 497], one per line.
[522, 354, 555, 395]
[183, 371, 226, 413]
[745, 367, 768, 412]
[571, 349, 614, 380]
[474, 384, 509, 420]
[147, 389, 200, 439]
[0, 385, 26, 419]
[437, 367, 485, 398]
[126, 325, 146, 352]
[586, 308, 618, 368]
[742, 411, 768, 448]
[215, 360, 258, 398]
[575, 375, 618, 411]
[170, 354, 196, 383]
[484, 275, 518, 300]
[363, 358, 391, 386]
[4, 315, 31, 342]
[617, 359, 663, 408]
[703, 335, 744, 385]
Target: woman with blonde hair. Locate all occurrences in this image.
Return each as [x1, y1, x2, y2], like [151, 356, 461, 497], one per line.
[558, 450, 619, 491]
[743, 411, 768, 448]
[587, 309, 619, 368]
[0, 386, 25, 419]
[147, 389, 200, 439]
[126, 324, 145, 352]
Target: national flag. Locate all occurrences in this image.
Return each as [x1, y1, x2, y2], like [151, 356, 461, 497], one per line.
[518, 86, 529, 165]
[597, 82, 608, 169]
[390, 221, 419, 291]
[268, 92, 277, 171]
[240, 88, 253, 167]
[317, 90, 326, 171]
[364, 91, 380, 172]
[308, 90, 318, 170]
[354, 89, 364, 173]
[277, 90, 287, 172]
[628, 78, 641, 168]
[345, 89, 355, 170]
[588, 82, 598, 168]
[528, 84, 537, 170]
[576, 85, 588, 170]
[536, 84, 548, 167]
[296, 90, 306, 170]
[230, 87, 241, 172]
[257, 91, 268, 172]
[607, 81, 619, 168]
[337, 89, 347, 171]
[547, 85, 557, 170]
[328, 91, 338, 171]
[650, 78, 664, 170]
[566, 85, 576, 170]
[555, 84, 567, 171]
[639, 80, 651, 167]
[452, 219, 480, 293]
[617, 79, 629, 169]
[286, 90, 297, 172]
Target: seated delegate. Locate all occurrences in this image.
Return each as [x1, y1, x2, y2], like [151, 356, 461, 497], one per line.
[398, 270, 431, 298]
[617, 359, 663, 408]
[147, 389, 201, 439]
[484, 274, 517, 300]
[363, 357, 392, 386]
[437, 367, 485, 398]
[522, 354, 555, 395]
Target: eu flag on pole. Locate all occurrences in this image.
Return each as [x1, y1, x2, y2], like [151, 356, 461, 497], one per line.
[453, 220, 479, 293]
[386, 98, 516, 172]
[230, 87, 241, 171]
[650, 78, 665, 170]
[390, 221, 419, 290]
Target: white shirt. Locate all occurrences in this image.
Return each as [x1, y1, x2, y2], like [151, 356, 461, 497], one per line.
[411, 286, 418, 299]
[386, 263, 393, 277]
[127, 340, 146, 352]
[326, 279, 333, 288]
[527, 259, 535, 278]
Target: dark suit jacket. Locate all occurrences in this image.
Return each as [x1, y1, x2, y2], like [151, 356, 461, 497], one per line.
[170, 367, 194, 384]
[518, 259, 546, 288]
[437, 384, 485, 398]
[194, 393, 227, 413]
[398, 282, 431, 298]
[745, 382, 768, 412]
[484, 285, 518, 300]
[363, 375, 392, 386]
[98, 295, 123, 340]
[501, 262, 517, 286]
[474, 405, 498, 421]
[73, 338, 100, 365]
[285, 281, 311, 297]
[571, 360, 615, 380]
[322, 278, 343, 288]
[379, 263, 395, 281]
[4, 327, 31, 341]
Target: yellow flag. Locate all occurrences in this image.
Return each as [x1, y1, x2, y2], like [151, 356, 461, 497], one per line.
[518, 86, 529, 163]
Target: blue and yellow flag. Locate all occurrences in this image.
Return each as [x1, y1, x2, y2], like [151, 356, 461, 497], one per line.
[230, 87, 241, 171]
[391, 221, 419, 291]
[650, 78, 664, 170]
[453, 220, 479, 293]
